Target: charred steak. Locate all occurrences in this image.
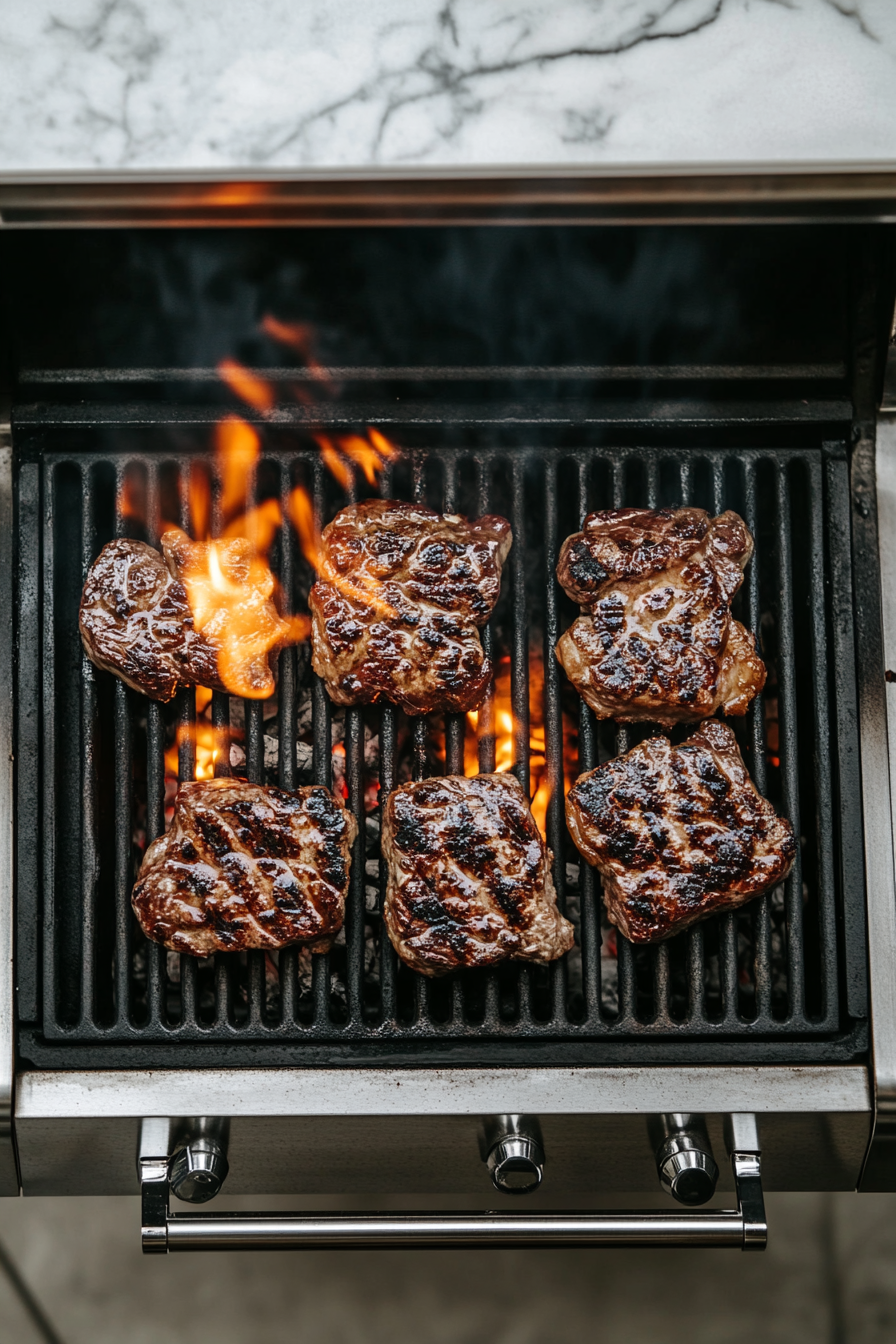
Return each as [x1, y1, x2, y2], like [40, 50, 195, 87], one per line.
[555, 507, 765, 725]
[309, 500, 512, 715]
[565, 719, 795, 944]
[132, 779, 357, 956]
[80, 530, 298, 701]
[382, 773, 574, 977]
[79, 537, 225, 702]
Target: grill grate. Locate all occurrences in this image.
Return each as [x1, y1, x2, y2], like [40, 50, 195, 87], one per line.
[14, 434, 868, 1067]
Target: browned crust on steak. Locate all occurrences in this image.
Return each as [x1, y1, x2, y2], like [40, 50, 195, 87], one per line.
[309, 500, 512, 715]
[382, 772, 574, 977]
[565, 719, 795, 944]
[79, 538, 226, 701]
[555, 507, 765, 725]
[132, 779, 357, 956]
[556, 506, 712, 604]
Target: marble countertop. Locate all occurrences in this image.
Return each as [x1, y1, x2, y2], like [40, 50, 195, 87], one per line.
[1, 0, 895, 176]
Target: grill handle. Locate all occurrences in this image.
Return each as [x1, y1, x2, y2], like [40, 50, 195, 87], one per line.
[140, 1151, 766, 1253]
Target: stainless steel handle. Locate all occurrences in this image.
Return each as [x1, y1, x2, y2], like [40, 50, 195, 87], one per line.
[140, 1151, 766, 1253]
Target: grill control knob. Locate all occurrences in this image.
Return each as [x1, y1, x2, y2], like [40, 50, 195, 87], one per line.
[487, 1134, 545, 1195]
[653, 1115, 719, 1207]
[168, 1139, 229, 1204]
[658, 1145, 718, 1206]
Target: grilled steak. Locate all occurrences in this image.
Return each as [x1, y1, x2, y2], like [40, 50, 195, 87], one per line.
[310, 500, 512, 715]
[80, 530, 298, 701]
[555, 507, 765, 725]
[132, 779, 357, 956]
[565, 719, 795, 944]
[382, 773, 574, 977]
[79, 537, 225, 702]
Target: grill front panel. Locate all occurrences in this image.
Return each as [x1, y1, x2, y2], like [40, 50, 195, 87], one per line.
[14, 431, 867, 1066]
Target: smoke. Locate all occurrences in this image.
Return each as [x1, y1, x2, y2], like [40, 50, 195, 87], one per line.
[5, 224, 845, 377]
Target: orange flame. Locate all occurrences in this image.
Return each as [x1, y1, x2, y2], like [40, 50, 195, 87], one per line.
[287, 485, 321, 571]
[165, 721, 222, 782]
[119, 471, 145, 525]
[218, 358, 275, 413]
[159, 413, 310, 700]
[223, 497, 284, 554]
[260, 313, 334, 392]
[464, 652, 578, 837]
[171, 529, 309, 699]
[217, 416, 260, 523]
[314, 434, 354, 491]
[338, 431, 399, 485]
[261, 315, 317, 360]
[164, 691, 226, 781]
[312, 428, 399, 490]
[368, 428, 399, 464]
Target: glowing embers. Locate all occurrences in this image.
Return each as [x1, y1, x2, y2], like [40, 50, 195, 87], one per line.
[164, 689, 222, 784]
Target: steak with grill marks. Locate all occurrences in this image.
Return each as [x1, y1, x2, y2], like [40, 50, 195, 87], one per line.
[382, 773, 574, 977]
[309, 500, 512, 715]
[79, 537, 226, 701]
[132, 779, 357, 956]
[565, 719, 795, 944]
[555, 507, 766, 726]
[80, 531, 298, 701]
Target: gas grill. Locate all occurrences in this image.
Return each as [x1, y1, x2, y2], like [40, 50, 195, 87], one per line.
[1, 184, 896, 1251]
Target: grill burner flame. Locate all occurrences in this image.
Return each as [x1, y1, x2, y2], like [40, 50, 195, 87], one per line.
[165, 713, 222, 783]
[462, 652, 579, 838]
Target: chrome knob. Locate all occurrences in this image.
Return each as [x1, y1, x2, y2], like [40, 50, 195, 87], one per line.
[487, 1134, 544, 1195]
[168, 1139, 229, 1204]
[653, 1115, 719, 1207]
[658, 1144, 719, 1206]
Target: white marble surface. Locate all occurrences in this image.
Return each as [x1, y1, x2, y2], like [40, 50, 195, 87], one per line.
[0, 0, 895, 174]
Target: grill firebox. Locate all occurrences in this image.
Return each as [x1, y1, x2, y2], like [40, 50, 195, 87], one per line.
[13, 429, 867, 1068]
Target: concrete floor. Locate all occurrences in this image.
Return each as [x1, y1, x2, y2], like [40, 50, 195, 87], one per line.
[0, 1192, 894, 1343]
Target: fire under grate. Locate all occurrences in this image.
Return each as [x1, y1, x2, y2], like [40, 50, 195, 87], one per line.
[14, 434, 868, 1067]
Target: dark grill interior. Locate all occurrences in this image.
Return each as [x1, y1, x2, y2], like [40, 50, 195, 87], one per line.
[14, 429, 867, 1067]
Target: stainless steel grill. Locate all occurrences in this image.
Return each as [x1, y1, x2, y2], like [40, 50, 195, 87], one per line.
[13, 426, 867, 1068]
[3, 210, 895, 1223]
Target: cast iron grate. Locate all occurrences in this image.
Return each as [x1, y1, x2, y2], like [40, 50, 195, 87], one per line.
[14, 433, 867, 1067]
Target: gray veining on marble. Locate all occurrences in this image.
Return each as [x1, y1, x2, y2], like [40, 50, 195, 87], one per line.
[0, 0, 895, 175]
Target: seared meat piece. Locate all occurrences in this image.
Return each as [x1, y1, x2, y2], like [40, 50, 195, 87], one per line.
[132, 779, 357, 956]
[565, 719, 795, 944]
[80, 530, 300, 701]
[79, 537, 225, 702]
[309, 500, 512, 715]
[555, 507, 765, 726]
[382, 773, 574, 977]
